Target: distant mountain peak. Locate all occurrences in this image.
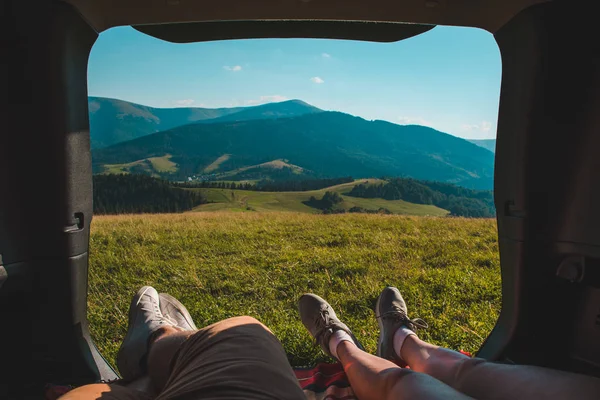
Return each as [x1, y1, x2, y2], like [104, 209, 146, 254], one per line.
[284, 99, 318, 107]
[89, 96, 321, 148]
[241, 98, 321, 111]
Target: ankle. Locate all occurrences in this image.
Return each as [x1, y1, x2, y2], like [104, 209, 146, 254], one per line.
[334, 339, 357, 363]
[328, 330, 354, 359]
[392, 326, 417, 361]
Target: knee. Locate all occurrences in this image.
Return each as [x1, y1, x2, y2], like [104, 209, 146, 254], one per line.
[380, 366, 417, 394]
[227, 315, 263, 325]
[453, 357, 488, 391]
[220, 316, 273, 334]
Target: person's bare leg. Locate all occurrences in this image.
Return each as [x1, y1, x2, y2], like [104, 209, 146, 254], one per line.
[58, 382, 152, 400]
[376, 287, 600, 400]
[298, 293, 472, 400]
[399, 335, 469, 383]
[399, 335, 600, 400]
[146, 326, 195, 391]
[153, 316, 305, 400]
[59, 287, 189, 400]
[336, 341, 472, 400]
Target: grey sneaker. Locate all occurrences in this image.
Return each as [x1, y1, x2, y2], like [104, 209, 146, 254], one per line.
[117, 286, 175, 380]
[159, 293, 198, 331]
[376, 286, 427, 365]
[298, 293, 363, 359]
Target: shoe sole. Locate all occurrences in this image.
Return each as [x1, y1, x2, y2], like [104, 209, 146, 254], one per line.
[159, 293, 198, 330]
[117, 286, 153, 380]
[375, 293, 384, 357]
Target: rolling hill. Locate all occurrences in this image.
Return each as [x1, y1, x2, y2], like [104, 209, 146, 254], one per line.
[190, 179, 449, 216]
[468, 139, 496, 153]
[89, 97, 322, 148]
[93, 111, 495, 189]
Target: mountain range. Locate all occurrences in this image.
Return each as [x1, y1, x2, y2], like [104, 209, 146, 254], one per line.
[89, 97, 322, 148]
[91, 98, 495, 190]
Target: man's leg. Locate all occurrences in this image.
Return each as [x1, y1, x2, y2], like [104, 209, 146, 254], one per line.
[153, 316, 305, 400]
[144, 289, 304, 399]
[58, 380, 153, 400]
[298, 293, 473, 400]
[62, 287, 305, 400]
[376, 286, 600, 400]
[59, 286, 179, 400]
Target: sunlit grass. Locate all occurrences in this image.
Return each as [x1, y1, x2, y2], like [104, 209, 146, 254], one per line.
[191, 179, 448, 216]
[88, 212, 500, 369]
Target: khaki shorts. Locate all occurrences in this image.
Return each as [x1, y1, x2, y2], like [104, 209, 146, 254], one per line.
[61, 317, 306, 400]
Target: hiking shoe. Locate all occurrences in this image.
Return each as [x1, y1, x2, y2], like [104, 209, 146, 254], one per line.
[376, 286, 428, 365]
[298, 293, 363, 359]
[117, 286, 175, 380]
[159, 293, 198, 331]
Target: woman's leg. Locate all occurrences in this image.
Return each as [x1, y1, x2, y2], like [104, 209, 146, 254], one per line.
[298, 293, 473, 400]
[400, 335, 600, 400]
[337, 341, 472, 400]
[376, 286, 600, 400]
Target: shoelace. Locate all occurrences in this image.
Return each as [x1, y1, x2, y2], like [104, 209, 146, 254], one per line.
[313, 307, 334, 345]
[162, 314, 178, 326]
[141, 301, 177, 326]
[376, 309, 428, 330]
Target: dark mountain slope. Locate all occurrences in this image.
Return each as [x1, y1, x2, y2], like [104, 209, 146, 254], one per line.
[89, 97, 244, 148]
[89, 97, 321, 148]
[468, 139, 496, 153]
[93, 112, 495, 189]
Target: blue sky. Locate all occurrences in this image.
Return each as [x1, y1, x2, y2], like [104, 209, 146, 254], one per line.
[88, 25, 501, 139]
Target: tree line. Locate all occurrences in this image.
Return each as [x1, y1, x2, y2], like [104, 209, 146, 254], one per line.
[304, 191, 392, 215]
[93, 174, 205, 214]
[304, 191, 344, 211]
[173, 177, 353, 192]
[347, 178, 495, 217]
[173, 181, 256, 190]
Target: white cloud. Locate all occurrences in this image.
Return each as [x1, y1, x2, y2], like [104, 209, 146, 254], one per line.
[174, 99, 195, 107]
[322, 53, 331, 58]
[481, 121, 492, 133]
[244, 95, 289, 105]
[223, 65, 242, 72]
[397, 116, 432, 126]
[310, 76, 325, 84]
[460, 123, 479, 131]
[461, 120, 493, 133]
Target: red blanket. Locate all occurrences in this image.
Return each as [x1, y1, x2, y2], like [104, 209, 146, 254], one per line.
[294, 363, 356, 400]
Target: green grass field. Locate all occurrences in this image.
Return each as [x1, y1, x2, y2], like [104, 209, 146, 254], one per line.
[88, 212, 500, 369]
[103, 154, 178, 175]
[203, 154, 231, 173]
[191, 179, 449, 216]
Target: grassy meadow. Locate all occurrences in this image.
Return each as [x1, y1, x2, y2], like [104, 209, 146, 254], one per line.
[190, 179, 449, 216]
[103, 154, 178, 175]
[88, 212, 500, 369]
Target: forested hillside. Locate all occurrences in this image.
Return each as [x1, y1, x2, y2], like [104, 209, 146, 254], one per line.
[93, 174, 205, 214]
[347, 178, 495, 217]
[93, 112, 495, 189]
